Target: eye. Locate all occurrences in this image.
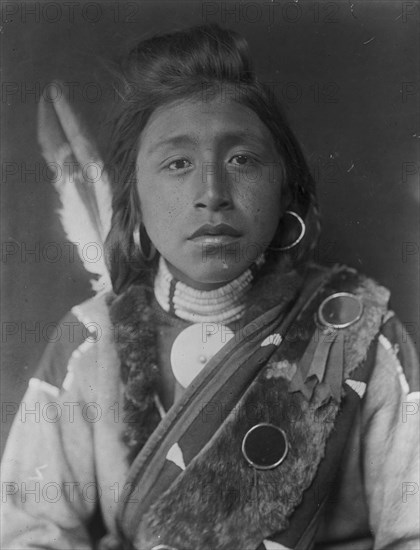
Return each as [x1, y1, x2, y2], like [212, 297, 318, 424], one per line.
[230, 154, 250, 166]
[167, 158, 192, 171]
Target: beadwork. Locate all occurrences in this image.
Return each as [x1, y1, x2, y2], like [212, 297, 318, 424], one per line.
[154, 255, 265, 324]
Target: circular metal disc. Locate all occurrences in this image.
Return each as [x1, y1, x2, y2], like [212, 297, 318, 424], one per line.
[318, 292, 363, 329]
[241, 423, 288, 470]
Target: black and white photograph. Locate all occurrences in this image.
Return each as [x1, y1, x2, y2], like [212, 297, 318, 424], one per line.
[1, 1, 419, 548]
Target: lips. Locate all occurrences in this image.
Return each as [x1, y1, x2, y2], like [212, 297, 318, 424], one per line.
[189, 223, 242, 240]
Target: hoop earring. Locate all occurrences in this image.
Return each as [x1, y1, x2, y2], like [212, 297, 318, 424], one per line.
[269, 210, 306, 251]
[134, 223, 156, 261]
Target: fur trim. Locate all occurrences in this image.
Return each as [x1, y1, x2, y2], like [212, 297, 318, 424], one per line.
[107, 284, 161, 454]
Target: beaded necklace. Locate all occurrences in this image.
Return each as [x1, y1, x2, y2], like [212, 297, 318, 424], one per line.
[154, 255, 266, 324]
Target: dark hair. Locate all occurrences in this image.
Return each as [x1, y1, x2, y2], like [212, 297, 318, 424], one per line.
[105, 23, 320, 295]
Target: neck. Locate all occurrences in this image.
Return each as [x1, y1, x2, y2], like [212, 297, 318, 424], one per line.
[154, 255, 265, 324]
[164, 262, 232, 291]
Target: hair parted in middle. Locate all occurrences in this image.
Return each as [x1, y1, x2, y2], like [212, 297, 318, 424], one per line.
[105, 23, 320, 295]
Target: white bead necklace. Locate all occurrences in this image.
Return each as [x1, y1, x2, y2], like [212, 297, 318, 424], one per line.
[154, 255, 265, 324]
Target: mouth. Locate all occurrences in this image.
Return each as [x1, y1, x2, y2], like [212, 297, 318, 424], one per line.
[188, 223, 242, 242]
[188, 224, 242, 246]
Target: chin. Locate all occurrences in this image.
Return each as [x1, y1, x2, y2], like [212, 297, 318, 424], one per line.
[165, 246, 256, 290]
[192, 259, 251, 287]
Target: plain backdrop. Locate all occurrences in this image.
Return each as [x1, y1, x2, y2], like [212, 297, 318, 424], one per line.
[1, 0, 419, 454]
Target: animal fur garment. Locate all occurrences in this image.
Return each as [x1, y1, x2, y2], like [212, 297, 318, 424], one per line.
[108, 262, 389, 549]
[131, 271, 389, 550]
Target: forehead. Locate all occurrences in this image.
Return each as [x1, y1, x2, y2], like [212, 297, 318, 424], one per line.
[138, 96, 276, 153]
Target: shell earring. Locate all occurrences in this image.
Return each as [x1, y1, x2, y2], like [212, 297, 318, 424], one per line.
[269, 210, 306, 251]
[134, 223, 156, 261]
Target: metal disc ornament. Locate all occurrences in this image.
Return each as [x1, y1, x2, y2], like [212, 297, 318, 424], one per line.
[241, 423, 288, 470]
[170, 323, 234, 388]
[318, 292, 363, 329]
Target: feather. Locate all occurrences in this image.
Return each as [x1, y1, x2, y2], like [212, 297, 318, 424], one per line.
[37, 82, 112, 293]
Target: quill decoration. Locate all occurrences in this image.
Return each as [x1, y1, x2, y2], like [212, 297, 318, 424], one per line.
[37, 83, 112, 293]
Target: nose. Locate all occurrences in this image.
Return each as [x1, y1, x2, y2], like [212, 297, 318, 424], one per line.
[194, 162, 233, 211]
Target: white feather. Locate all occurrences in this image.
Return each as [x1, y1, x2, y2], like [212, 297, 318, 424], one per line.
[55, 147, 111, 292]
[52, 93, 112, 241]
[38, 84, 113, 293]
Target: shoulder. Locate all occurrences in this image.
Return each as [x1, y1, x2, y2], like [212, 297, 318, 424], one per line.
[301, 263, 391, 329]
[306, 264, 416, 379]
[336, 265, 420, 396]
[70, 289, 113, 327]
[33, 291, 115, 392]
[322, 265, 418, 383]
[328, 267, 420, 412]
[309, 262, 389, 298]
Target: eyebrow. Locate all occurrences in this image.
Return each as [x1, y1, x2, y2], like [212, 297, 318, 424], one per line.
[147, 135, 196, 155]
[146, 130, 273, 155]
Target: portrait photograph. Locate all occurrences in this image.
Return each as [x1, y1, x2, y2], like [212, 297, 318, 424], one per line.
[1, 1, 419, 548]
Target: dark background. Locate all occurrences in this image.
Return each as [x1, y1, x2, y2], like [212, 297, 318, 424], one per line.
[1, 0, 419, 454]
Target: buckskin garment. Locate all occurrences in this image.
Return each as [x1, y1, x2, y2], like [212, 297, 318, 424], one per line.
[1, 261, 419, 550]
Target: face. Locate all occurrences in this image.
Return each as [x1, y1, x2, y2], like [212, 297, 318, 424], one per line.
[136, 96, 285, 290]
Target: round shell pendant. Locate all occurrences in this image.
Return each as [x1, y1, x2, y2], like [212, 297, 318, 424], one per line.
[170, 323, 235, 388]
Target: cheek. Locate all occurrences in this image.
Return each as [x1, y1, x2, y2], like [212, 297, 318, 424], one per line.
[253, 204, 281, 243]
[138, 185, 185, 239]
[244, 181, 282, 232]
[137, 185, 161, 227]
